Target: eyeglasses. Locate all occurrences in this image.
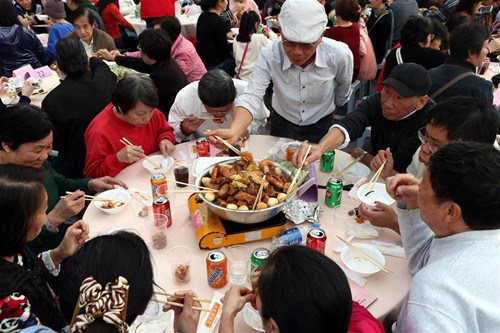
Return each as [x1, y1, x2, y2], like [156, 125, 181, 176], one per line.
[281, 38, 318, 51]
[417, 127, 441, 153]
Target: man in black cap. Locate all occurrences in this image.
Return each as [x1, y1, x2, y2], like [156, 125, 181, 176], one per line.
[294, 62, 435, 173]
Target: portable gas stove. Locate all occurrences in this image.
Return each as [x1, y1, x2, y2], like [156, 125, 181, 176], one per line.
[188, 194, 287, 249]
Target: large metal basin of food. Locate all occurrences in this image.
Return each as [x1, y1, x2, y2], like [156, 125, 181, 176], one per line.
[195, 159, 292, 224]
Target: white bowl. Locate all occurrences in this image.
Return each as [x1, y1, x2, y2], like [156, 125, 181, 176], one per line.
[93, 189, 131, 215]
[357, 182, 395, 209]
[142, 155, 174, 175]
[36, 14, 48, 21]
[265, 16, 280, 29]
[242, 303, 264, 332]
[130, 301, 173, 333]
[337, 160, 370, 184]
[341, 243, 385, 277]
[231, 27, 239, 34]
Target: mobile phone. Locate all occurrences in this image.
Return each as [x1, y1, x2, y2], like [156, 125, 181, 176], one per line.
[479, 5, 493, 14]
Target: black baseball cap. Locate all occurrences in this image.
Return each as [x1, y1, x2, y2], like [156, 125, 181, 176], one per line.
[382, 63, 431, 97]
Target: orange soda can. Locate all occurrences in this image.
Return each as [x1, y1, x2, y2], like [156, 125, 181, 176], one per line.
[206, 250, 228, 288]
[151, 173, 167, 200]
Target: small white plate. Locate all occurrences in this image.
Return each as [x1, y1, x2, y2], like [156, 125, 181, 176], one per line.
[143, 155, 174, 174]
[129, 301, 173, 333]
[357, 183, 395, 209]
[93, 188, 131, 214]
[337, 161, 370, 184]
[242, 303, 264, 332]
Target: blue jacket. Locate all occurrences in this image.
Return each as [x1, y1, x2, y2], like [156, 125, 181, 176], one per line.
[0, 25, 50, 77]
[428, 58, 493, 107]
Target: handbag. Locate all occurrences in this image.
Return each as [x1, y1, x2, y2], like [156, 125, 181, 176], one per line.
[235, 41, 250, 79]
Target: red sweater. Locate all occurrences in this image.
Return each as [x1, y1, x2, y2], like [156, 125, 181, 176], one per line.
[101, 3, 135, 39]
[84, 103, 175, 177]
[324, 23, 361, 75]
[140, 0, 175, 19]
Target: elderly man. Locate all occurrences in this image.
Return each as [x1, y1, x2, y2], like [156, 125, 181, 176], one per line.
[295, 63, 434, 173]
[66, 0, 104, 30]
[205, 0, 353, 144]
[168, 69, 269, 143]
[386, 142, 500, 332]
[65, 7, 116, 54]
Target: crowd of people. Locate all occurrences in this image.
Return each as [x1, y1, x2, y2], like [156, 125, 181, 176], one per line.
[1, 0, 500, 331]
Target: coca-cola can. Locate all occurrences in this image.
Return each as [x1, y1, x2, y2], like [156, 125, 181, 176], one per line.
[306, 228, 327, 254]
[153, 196, 172, 227]
[196, 138, 210, 157]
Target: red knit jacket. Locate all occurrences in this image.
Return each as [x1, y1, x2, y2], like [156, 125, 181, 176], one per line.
[101, 3, 135, 39]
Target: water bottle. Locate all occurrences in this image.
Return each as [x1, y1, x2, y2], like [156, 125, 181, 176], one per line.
[272, 224, 312, 247]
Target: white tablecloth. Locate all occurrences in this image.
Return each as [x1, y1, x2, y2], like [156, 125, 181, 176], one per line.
[124, 13, 200, 42]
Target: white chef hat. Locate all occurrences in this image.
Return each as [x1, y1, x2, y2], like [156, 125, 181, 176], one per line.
[278, 0, 328, 44]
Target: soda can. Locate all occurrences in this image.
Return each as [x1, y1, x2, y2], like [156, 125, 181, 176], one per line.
[151, 173, 167, 200]
[250, 248, 270, 280]
[286, 143, 299, 162]
[306, 228, 327, 254]
[153, 196, 172, 227]
[206, 250, 228, 289]
[196, 138, 210, 157]
[320, 151, 335, 173]
[134, 8, 140, 18]
[325, 177, 343, 207]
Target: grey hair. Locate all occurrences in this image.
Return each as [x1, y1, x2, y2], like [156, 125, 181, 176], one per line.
[111, 73, 159, 114]
[198, 69, 237, 108]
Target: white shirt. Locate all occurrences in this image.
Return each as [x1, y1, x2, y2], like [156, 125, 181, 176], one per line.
[81, 39, 93, 55]
[233, 31, 277, 82]
[168, 79, 269, 142]
[236, 38, 353, 126]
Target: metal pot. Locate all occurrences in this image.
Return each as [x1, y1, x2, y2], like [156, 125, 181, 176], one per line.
[195, 159, 291, 224]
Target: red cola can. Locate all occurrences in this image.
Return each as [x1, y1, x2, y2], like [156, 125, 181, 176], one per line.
[196, 138, 210, 157]
[306, 227, 327, 254]
[153, 196, 172, 227]
[206, 250, 228, 288]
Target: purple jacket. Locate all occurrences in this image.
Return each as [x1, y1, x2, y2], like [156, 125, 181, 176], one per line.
[0, 25, 49, 77]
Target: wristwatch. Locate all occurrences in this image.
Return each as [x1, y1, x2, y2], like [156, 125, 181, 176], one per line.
[358, 150, 368, 161]
[44, 217, 59, 233]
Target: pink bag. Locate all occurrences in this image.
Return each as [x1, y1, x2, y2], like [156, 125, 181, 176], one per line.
[358, 22, 377, 83]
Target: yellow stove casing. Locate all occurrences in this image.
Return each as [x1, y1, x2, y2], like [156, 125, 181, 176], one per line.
[187, 194, 287, 250]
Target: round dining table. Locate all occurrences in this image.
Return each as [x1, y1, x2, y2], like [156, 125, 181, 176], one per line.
[83, 135, 412, 332]
[124, 13, 200, 42]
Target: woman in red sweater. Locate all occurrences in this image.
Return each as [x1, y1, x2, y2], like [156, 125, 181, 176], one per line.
[84, 73, 176, 178]
[98, 0, 136, 49]
[324, 0, 361, 81]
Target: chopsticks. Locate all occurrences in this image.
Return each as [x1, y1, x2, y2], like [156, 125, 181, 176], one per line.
[153, 291, 211, 303]
[119, 137, 163, 170]
[284, 177, 315, 201]
[334, 155, 363, 177]
[163, 190, 218, 193]
[64, 191, 117, 202]
[214, 135, 241, 156]
[365, 160, 387, 194]
[287, 142, 311, 194]
[151, 299, 211, 312]
[165, 178, 217, 192]
[252, 175, 266, 210]
[336, 235, 392, 274]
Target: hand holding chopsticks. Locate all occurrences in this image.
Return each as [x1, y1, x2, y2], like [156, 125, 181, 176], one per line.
[336, 235, 392, 274]
[153, 291, 211, 312]
[287, 142, 311, 194]
[366, 160, 387, 194]
[119, 137, 162, 169]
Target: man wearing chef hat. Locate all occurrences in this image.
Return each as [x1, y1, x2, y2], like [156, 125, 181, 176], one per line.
[205, 0, 354, 144]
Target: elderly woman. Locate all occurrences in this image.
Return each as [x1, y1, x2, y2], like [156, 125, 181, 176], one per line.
[0, 105, 126, 253]
[0, 164, 89, 331]
[84, 73, 176, 178]
[169, 69, 269, 143]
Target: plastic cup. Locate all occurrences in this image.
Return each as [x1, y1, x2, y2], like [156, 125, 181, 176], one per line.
[227, 245, 250, 285]
[167, 246, 192, 284]
[145, 214, 168, 250]
[333, 205, 355, 224]
[174, 166, 189, 187]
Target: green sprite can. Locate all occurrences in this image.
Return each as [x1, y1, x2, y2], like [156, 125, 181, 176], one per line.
[320, 151, 335, 172]
[135, 9, 140, 18]
[250, 248, 270, 280]
[325, 177, 343, 207]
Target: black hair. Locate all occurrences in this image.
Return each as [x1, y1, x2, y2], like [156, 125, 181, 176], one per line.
[138, 29, 171, 62]
[236, 11, 259, 43]
[258, 246, 352, 333]
[72, 7, 95, 26]
[429, 18, 448, 47]
[112, 73, 159, 114]
[445, 13, 471, 35]
[0, 164, 47, 257]
[98, 0, 115, 15]
[449, 23, 490, 60]
[453, 0, 481, 15]
[428, 97, 498, 143]
[335, 0, 360, 22]
[158, 16, 181, 42]
[0, 104, 53, 151]
[58, 231, 154, 330]
[0, 0, 21, 26]
[199, 0, 218, 12]
[198, 69, 237, 107]
[400, 16, 432, 48]
[428, 142, 500, 230]
[55, 38, 89, 78]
